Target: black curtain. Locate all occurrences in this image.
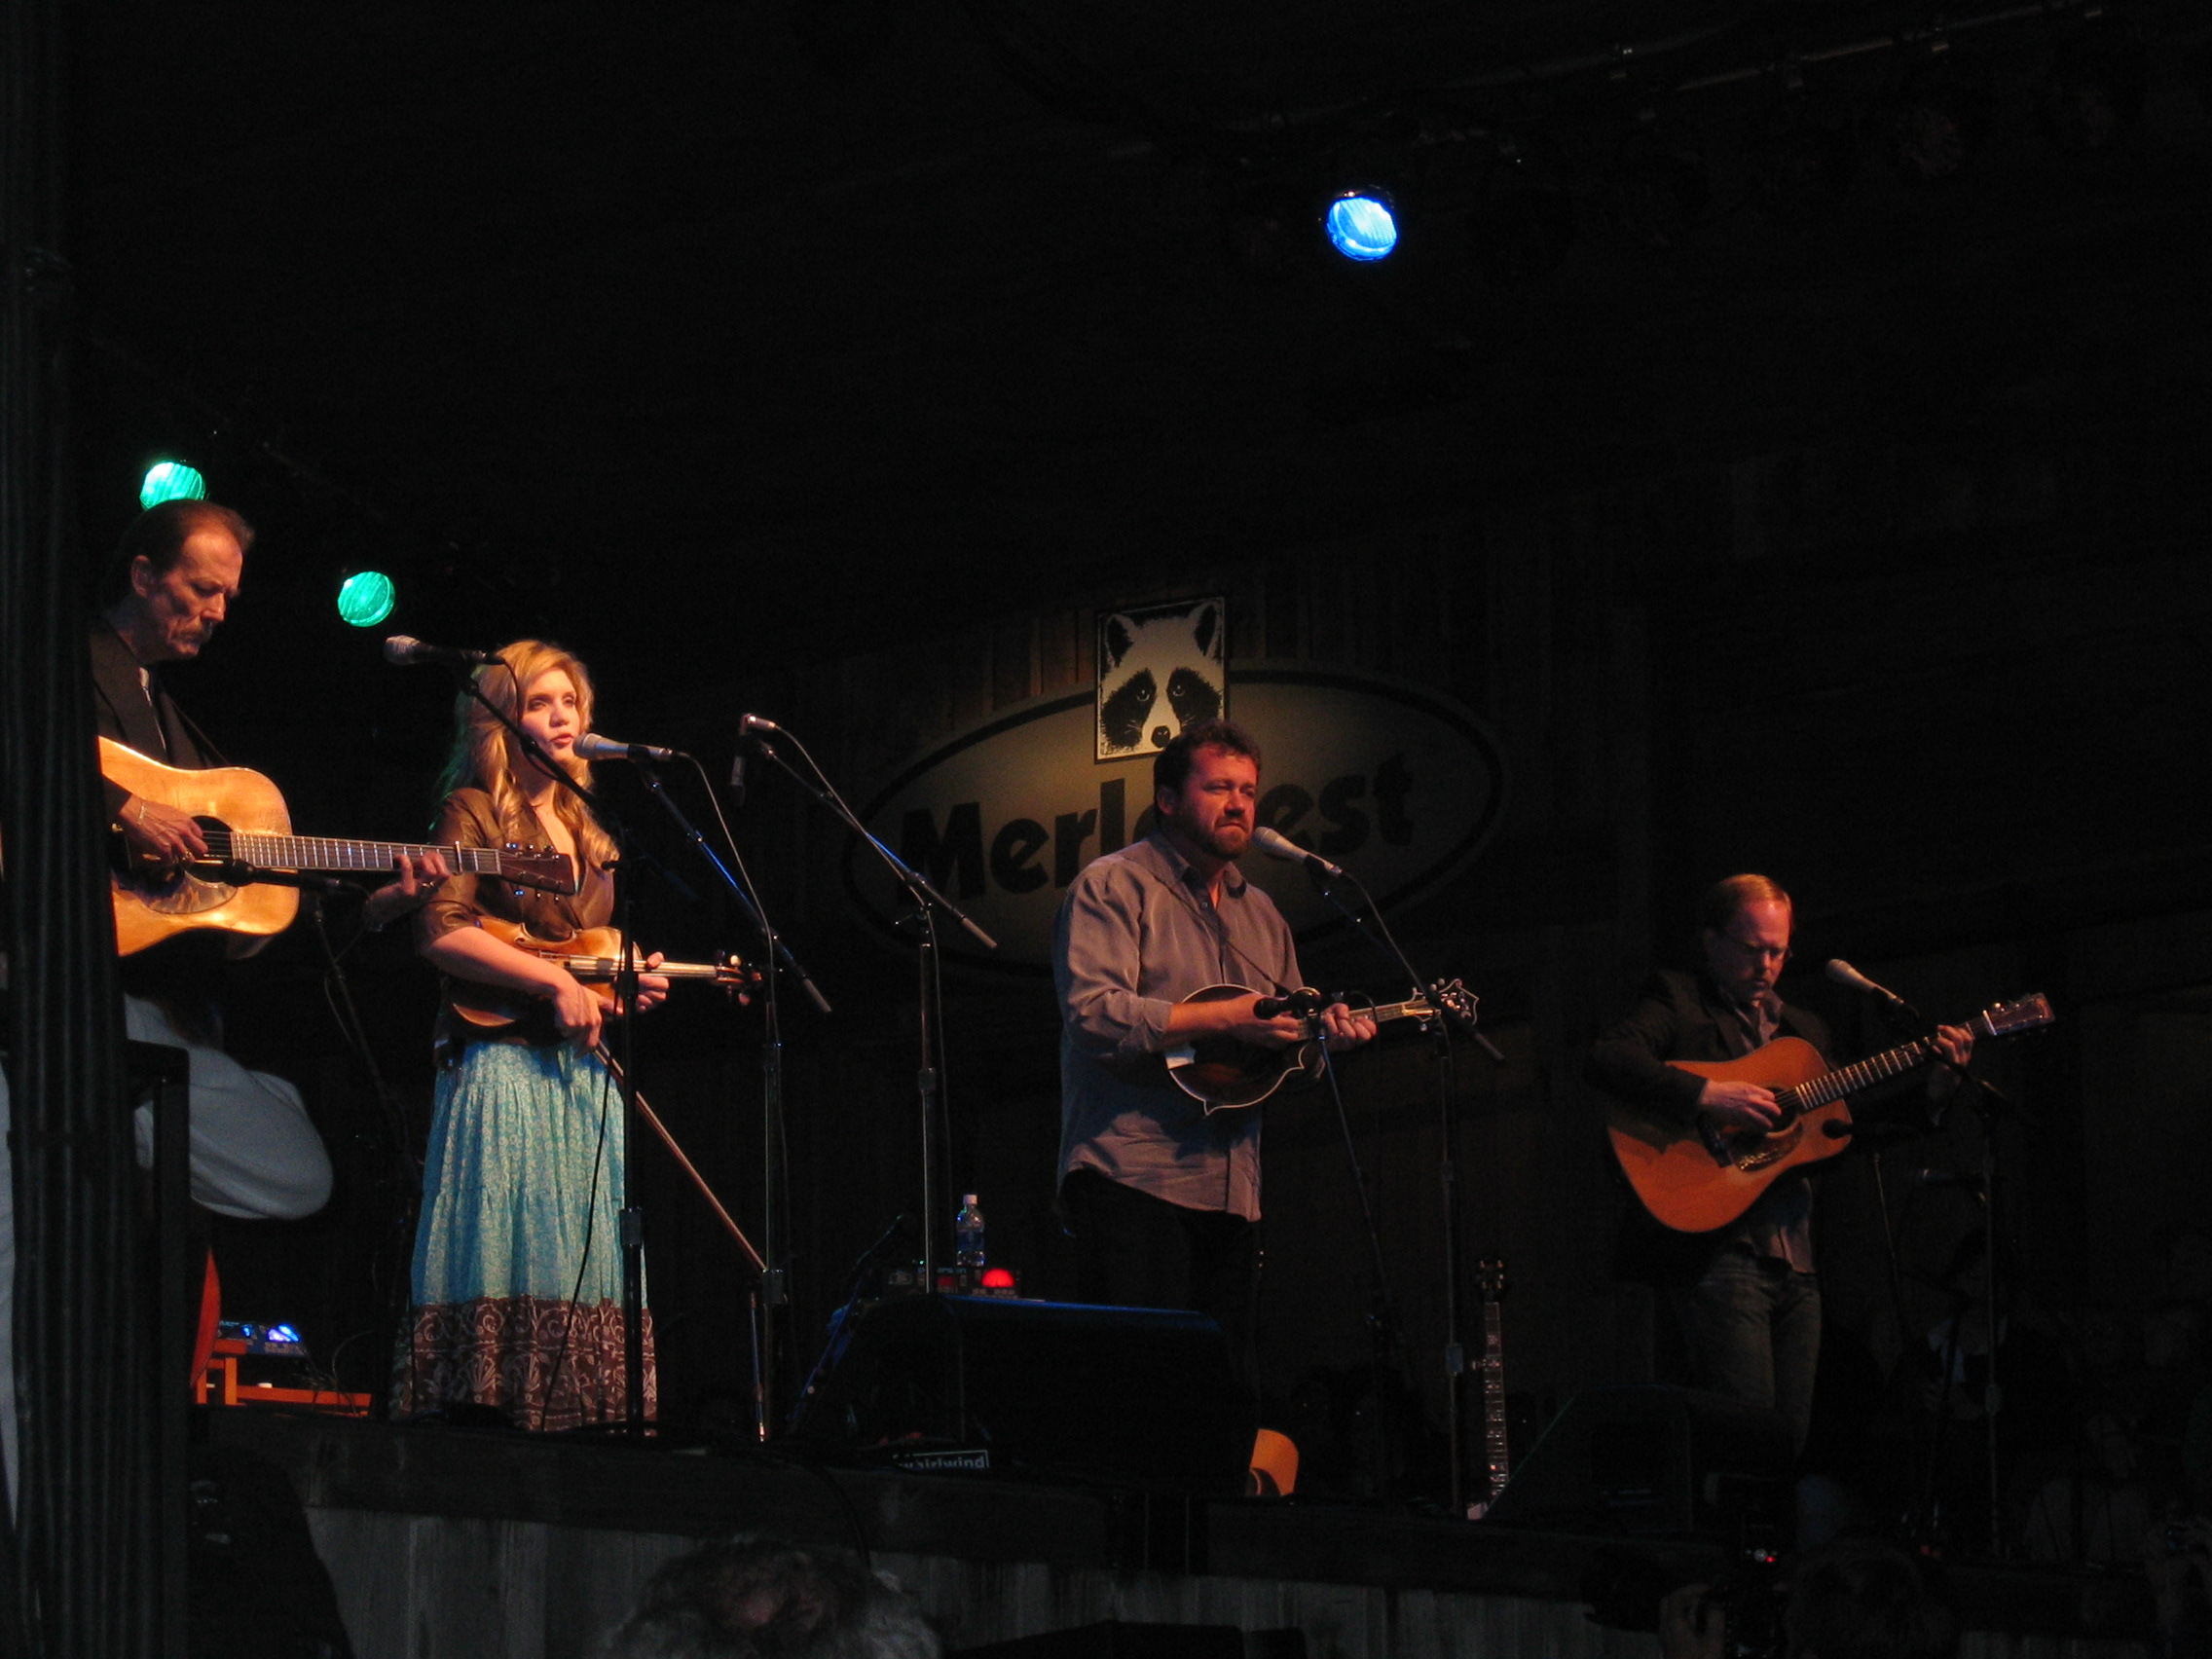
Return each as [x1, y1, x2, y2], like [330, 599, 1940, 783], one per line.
[3, 0, 158, 1650]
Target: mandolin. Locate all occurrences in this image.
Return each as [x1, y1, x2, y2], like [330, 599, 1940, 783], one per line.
[447, 919, 756, 1029]
[1164, 978, 1478, 1111]
[100, 737, 573, 955]
[1606, 993, 2054, 1233]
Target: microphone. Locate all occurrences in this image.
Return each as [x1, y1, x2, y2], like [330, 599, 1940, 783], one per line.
[384, 635, 492, 668]
[1254, 988, 1325, 1019]
[1825, 959, 1910, 1008]
[573, 732, 682, 763]
[1251, 825, 1344, 878]
[739, 713, 781, 735]
[728, 745, 748, 805]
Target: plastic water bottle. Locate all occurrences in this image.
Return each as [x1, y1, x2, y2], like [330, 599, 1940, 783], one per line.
[954, 1193, 986, 1278]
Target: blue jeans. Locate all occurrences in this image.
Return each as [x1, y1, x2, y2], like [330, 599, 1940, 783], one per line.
[1668, 1246, 1820, 1455]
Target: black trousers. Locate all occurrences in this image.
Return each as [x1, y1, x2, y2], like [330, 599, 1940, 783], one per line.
[1062, 1168, 1259, 1395]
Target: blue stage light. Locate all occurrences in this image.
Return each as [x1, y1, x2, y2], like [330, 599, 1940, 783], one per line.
[139, 460, 206, 509]
[1324, 192, 1398, 261]
[336, 571, 397, 628]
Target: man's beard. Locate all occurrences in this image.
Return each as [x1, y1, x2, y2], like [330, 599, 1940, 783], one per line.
[1195, 822, 1248, 862]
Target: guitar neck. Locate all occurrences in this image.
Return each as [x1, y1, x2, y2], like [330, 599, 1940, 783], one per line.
[1481, 1300, 1510, 1489]
[1792, 1037, 1936, 1108]
[216, 831, 515, 878]
[1792, 1005, 2012, 1108]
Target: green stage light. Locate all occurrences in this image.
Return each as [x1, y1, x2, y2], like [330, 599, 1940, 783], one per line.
[336, 571, 397, 628]
[138, 461, 206, 509]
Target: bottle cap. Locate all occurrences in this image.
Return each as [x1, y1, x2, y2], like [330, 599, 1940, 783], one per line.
[962, 1193, 978, 1205]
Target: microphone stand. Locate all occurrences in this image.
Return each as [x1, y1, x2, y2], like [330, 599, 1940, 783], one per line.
[1860, 988, 2016, 1559]
[1295, 857, 1501, 1518]
[627, 757, 832, 1442]
[749, 730, 995, 1297]
[446, 667, 654, 1437]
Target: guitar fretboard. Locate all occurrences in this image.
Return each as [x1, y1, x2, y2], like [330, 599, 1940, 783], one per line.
[1781, 1002, 2037, 1112]
[1482, 1301, 1510, 1488]
[209, 830, 517, 877]
[1787, 1035, 1940, 1110]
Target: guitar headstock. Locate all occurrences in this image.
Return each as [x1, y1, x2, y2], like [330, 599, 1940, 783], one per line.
[1978, 992, 2054, 1040]
[1477, 1259, 1508, 1301]
[500, 844, 579, 897]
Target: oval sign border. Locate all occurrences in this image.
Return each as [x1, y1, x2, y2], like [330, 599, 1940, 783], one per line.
[842, 664, 1509, 977]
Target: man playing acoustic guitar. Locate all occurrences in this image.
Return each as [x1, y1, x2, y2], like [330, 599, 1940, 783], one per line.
[92, 499, 446, 1223]
[1053, 718, 1375, 1389]
[1588, 873, 1973, 1455]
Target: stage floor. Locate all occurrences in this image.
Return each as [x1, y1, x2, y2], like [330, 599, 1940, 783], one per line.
[206, 1407, 2156, 1659]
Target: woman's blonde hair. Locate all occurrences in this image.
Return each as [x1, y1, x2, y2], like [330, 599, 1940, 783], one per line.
[436, 638, 616, 870]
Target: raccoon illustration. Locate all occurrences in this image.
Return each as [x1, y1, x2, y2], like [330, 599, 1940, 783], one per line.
[1097, 600, 1226, 756]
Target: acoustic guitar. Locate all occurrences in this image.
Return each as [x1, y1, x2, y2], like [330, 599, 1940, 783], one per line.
[1605, 992, 2054, 1233]
[1467, 1259, 1512, 1520]
[100, 737, 573, 955]
[446, 918, 755, 1029]
[1164, 979, 1477, 1111]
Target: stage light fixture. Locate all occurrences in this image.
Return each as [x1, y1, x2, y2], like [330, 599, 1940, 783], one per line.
[138, 460, 206, 510]
[1324, 191, 1399, 262]
[1748, 92, 1860, 225]
[335, 570, 397, 628]
[2037, 20, 2149, 154]
[1881, 57, 1991, 183]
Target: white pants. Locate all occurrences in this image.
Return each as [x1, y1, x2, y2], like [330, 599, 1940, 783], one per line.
[127, 995, 333, 1222]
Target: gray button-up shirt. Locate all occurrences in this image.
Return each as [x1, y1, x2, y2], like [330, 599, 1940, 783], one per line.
[1053, 831, 1304, 1222]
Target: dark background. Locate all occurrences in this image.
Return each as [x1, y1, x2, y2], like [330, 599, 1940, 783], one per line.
[55, 0, 2212, 1508]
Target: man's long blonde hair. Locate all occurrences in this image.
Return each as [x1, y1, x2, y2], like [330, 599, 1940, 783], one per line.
[435, 638, 616, 870]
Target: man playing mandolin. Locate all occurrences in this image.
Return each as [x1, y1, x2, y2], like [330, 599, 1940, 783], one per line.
[1588, 873, 1973, 1455]
[1053, 718, 1375, 1387]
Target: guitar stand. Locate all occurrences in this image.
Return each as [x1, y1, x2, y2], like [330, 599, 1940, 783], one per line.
[1301, 860, 1503, 1518]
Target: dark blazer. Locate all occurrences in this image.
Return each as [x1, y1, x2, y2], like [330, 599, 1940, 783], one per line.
[1588, 967, 1833, 1126]
[1587, 967, 1835, 1283]
[90, 622, 212, 822]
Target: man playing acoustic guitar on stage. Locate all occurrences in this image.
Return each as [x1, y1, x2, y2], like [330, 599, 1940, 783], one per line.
[1588, 873, 1973, 1456]
[92, 499, 446, 1224]
[1053, 718, 1375, 1390]
[93, 498, 449, 929]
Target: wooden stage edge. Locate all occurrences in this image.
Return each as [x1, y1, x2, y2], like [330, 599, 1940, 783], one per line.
[208, 1408, 2156, 1659]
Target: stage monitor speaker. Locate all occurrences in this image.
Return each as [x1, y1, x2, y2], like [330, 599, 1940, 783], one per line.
[1482, 1384, 1790, 1536]
[788, 1296, 1256, 1495]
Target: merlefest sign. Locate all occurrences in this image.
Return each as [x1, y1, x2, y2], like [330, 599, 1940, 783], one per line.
[845, 665, 1507, 975]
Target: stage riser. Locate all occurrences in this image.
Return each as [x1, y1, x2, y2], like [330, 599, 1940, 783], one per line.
[306, 1509, 2151, 1659]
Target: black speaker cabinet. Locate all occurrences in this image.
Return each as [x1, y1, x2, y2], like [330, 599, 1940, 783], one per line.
[788, 1296, 1255, 1494]
[1483, 1384, 1791, 1536]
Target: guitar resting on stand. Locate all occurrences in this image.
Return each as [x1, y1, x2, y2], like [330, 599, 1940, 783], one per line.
[1245, 826, 1504, 1518]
